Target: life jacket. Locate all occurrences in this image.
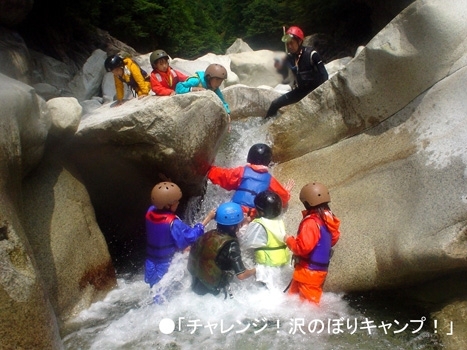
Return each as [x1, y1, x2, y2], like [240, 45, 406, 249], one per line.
[145, 207, 177, 263]
[153, 69, 178, 88]
[286, 46, 327, 90]
[188, 229, 235, 292]
[253, 218, 290, 266]
[298, 216, 332, 271]
[231, 166, 272, 209]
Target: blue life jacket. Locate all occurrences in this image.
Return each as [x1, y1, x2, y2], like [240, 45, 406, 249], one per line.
[231, 166, 272, 208]
[302, 217, 332, 271]
[145, 206, 177, 263]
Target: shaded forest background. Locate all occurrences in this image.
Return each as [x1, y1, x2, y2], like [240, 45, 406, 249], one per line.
[14, 0, 414, 65]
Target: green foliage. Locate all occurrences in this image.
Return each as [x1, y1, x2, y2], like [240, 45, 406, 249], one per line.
[23, 0, 373, 59]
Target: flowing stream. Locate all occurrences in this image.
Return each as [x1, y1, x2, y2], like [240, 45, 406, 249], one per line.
[62, 118, 440, 349]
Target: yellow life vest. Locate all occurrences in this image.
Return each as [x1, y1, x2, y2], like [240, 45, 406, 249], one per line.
[253, 218, 290, 266]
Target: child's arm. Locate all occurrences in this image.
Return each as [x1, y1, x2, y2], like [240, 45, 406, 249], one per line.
[214, 88, 231, 114]
[128, 61, 150, 96]
[175, 76, 202, 94]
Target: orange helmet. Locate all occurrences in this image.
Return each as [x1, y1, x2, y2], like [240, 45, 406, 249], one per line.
[299, 182, 330, 207]
[150, 182, 182, 209]
[282, 26, 304, 42]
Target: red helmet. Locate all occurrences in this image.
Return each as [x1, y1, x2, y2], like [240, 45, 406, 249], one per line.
[282, 26, 304, 42]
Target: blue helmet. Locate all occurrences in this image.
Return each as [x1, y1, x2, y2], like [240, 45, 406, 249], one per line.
[215, 202, 243, 226]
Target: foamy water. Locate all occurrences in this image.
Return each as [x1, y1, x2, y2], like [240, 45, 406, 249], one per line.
[62, 117, 440, 349]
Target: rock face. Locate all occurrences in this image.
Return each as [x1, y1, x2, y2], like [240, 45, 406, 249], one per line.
[269, 0, 467, 163]
[0, 74, 116, 348]
[1, 0, 467, 349]
[270, 1, 467, 347]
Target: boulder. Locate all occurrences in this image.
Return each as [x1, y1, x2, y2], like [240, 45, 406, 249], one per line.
[0, 27, 31, 84]
[22, 150, 116, 322]
[269, 0, 467, 163]
[0, 73, 62, 349]
[30, 50, 74, 95]
[47, 97, 82, 138]
[68, 49, 107, 102]
[171, 53, 239, 86]
[66, 92, 229, 259]
[276, 64, 467, 293]
[228, 50, 284, 88]
[225, 38, 254, 54]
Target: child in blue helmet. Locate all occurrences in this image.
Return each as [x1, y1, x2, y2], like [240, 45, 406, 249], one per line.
[188, 202, 256, 297]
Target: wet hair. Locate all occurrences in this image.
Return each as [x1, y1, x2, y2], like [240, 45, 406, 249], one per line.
[217, 223, 238, 237]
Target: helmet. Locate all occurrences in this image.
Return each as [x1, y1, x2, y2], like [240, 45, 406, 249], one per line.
[104, 55, 124, 72]
[205, 63, 227, 80]
[247, 143, 272, 166]
[282, 26, 304, 42]
[215, 202, 243, 226]
[254, 190, 282, 219]
[150, 50, 169, 67]
[299, 182, 330, 207]
[150, 182, 182, 209]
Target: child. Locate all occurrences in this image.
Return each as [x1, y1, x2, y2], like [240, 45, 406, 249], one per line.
[284, 182, 341, 304]
[241, 190, 291, 289]
[104, 54, 151, 106]
[175, 63, 231, 114]
[207, 143, 294, 218]
[188, 202, 256, 297]
[149, 49, 188, 96]
[144, 181, 216, 288]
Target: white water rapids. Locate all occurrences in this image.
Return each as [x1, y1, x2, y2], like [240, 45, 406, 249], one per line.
[62, 117, 439, 349]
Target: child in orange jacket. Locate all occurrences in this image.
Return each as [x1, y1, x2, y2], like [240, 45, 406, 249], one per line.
[149, 50, 188, 96]
[284, 182, 340, 304]
[207, 143, 294, 218]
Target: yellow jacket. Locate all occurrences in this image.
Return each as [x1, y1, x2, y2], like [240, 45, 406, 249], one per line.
[114, 57, 151, 101]
[253, 217, 290, 266]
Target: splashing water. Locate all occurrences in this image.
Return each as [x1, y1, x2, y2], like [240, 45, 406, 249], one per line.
[62, 118, 440, 349]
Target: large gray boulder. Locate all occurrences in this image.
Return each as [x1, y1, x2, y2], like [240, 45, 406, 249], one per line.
[68, 49, 107, 102]
[269, 0, 467, 163]
[22, 151, 116, 322]
[0, 72, 116, 348]
[0, 74, 62, 349]
[270, 2, 467, 347]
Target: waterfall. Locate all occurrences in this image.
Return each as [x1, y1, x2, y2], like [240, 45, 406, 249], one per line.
[62, 117, 439, 349]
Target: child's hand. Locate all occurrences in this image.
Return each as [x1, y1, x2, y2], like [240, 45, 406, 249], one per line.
[202, 208, 216, 226]
[191, 87, 206, 92]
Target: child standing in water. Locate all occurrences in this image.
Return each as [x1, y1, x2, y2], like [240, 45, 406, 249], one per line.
[241, 190, 291, 290]
[144, 182, 215, 289]
[284, 182, 340, 304]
